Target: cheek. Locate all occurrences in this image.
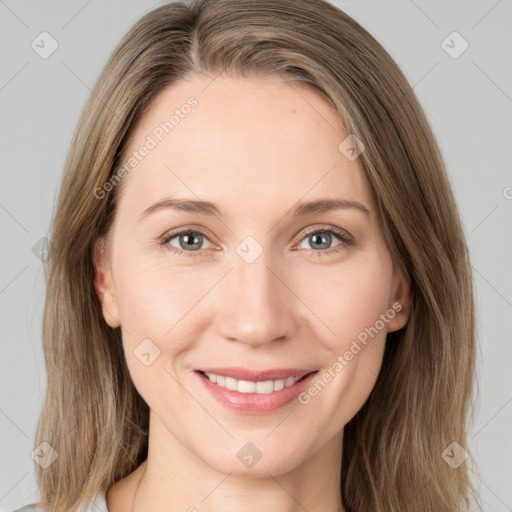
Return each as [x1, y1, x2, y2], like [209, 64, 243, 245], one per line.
[113, 252, 213, 338]
[293, 254, 392, 420]
[295, 253, 393, 348]
[113, 261, 199, 411]
[111, 254, 219, 393]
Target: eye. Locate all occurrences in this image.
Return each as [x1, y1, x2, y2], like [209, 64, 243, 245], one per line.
[294, 226, 353, 256]
[161, 229, 214, 258]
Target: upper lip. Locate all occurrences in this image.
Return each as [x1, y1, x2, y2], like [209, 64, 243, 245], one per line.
[196, 367, 317, 381]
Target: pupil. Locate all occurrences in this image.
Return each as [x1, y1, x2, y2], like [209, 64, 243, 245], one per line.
[181, 233, 201, 250]
[311, 232, 330, 250]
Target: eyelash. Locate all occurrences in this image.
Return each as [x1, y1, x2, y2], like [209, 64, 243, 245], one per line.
[159, 226, 353, 259]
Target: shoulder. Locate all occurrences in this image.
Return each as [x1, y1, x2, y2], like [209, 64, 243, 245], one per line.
[10, 490, 107, 512]
[11, 504, 42, 512]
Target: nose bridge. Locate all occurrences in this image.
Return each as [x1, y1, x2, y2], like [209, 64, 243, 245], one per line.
[216, 246, 294, 346]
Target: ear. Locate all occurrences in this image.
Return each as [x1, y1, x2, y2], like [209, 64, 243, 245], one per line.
[93, 237, 121, 328]
[386, 264, 412, 333]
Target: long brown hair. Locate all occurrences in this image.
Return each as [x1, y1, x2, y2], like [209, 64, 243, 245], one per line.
[34, 0, 479, 510]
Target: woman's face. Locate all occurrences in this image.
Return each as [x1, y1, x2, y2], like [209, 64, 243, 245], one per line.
[94, 74, 411, 477]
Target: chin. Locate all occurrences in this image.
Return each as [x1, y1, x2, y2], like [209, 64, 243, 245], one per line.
[202, 441, 307, 478]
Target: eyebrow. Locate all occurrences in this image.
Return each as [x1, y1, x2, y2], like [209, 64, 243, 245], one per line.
[138, 197, 370, 221]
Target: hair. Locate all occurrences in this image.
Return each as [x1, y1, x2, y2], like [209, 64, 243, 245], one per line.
[33, 0, 479, 510]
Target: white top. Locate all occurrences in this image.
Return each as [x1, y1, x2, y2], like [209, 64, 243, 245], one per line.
[87, 489, 108, 511]
[12, 489, 108, 512]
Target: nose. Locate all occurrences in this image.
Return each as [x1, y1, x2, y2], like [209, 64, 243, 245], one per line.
[214, 249, 298, 348]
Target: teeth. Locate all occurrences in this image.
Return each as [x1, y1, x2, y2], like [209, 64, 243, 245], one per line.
[204, 372, 303, 393]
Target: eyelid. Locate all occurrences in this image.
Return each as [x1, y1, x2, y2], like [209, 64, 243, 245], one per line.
[298, 224, 353, 243]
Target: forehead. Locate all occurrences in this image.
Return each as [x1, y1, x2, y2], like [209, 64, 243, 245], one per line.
[116, 74, 373, 220]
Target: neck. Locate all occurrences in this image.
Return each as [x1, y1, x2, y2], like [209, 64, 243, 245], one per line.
[129, 412, 346, 512]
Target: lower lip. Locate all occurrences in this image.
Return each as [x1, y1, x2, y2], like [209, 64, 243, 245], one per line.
[195, 370, 318, 415]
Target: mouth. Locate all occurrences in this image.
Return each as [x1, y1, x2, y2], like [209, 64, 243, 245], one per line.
[194, 368, 319, 414]
[196, 369, 315, 393]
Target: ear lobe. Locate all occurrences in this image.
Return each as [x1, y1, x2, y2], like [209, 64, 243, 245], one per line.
[386, 266, 412, 333]
[93, 238, 121, 328]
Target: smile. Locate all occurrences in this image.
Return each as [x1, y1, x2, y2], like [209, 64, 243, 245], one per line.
[195, 368, 319, 414]
[202, 371, 304, 394]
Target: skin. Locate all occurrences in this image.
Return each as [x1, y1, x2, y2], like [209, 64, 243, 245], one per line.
[94, 74, 411, 512]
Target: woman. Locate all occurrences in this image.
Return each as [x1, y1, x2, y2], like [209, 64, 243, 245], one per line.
[15, 0, 478, 510]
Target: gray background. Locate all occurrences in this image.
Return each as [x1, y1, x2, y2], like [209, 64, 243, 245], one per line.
[1, 0, 511, 510]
